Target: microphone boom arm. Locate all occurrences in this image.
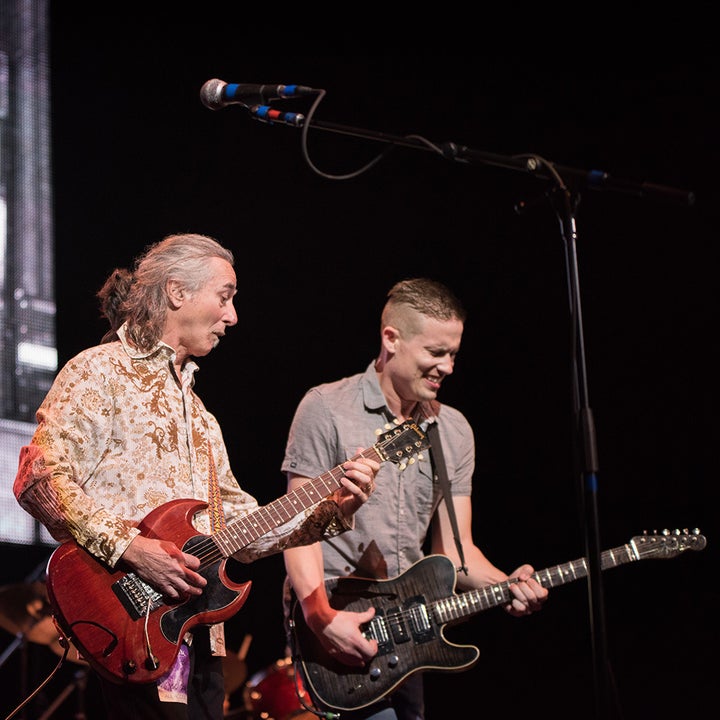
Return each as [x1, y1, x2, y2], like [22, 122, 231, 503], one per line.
[256, 111, 695, 205]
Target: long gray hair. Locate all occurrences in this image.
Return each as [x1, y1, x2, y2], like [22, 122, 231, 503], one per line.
[97, 233, 234, 351]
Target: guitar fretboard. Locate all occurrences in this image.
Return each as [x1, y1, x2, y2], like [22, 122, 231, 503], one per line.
[213, 445, 383, 557]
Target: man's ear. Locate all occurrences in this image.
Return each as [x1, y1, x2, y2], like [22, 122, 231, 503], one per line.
[166, 279, 185, 308]
[381, 325, 400, 353]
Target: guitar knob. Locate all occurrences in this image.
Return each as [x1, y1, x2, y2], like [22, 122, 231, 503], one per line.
[388, 654, 399, 668]
[122, 659, 137, 675]
[369, 666, 381, 680]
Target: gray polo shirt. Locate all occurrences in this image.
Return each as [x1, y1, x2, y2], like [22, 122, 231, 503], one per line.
[281, 360, 474, 580]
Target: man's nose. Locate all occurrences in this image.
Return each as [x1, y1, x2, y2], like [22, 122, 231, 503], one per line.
[225, 303, 238, 326]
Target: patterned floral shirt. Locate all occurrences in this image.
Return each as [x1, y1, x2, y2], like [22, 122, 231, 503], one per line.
[14, 324, 350, 569]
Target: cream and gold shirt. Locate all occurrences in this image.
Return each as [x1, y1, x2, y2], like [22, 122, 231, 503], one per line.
[14, 324, 349, 569]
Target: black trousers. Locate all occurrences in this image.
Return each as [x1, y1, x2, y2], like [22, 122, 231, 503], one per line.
[97, 628, 225, 720]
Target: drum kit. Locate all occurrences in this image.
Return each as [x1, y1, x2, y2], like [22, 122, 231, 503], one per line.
[223, 634, 315, 720]
[239, 655, 315, 720]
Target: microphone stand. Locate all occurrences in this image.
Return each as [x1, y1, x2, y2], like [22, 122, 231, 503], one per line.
[247, 107, 695, 719]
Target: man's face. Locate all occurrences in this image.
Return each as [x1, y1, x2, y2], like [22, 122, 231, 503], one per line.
[390, 314, 463, 403]
[172, 257, 238, 358]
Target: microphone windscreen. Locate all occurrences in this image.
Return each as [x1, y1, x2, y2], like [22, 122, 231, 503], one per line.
[200, 79, 226, 110]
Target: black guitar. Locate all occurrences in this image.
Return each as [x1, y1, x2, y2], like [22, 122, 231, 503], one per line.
[46, 422, 429, 684]
[290, 529, 707, 711]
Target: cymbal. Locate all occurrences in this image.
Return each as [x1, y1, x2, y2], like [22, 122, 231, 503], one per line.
[0, 581, 87, 665]
[0, 581, 52, 641]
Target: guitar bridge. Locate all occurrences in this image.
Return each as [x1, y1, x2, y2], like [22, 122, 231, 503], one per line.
[113, 573, 164, 620]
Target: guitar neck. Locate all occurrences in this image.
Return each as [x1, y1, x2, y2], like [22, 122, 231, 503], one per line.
[212, 445, 384, 557]
[435, 543, 636, 623]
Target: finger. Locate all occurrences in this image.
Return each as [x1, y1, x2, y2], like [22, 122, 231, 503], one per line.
[340, 473, 374, 496]
[182, 551, 202, 570]
[185, 568, 208, 589]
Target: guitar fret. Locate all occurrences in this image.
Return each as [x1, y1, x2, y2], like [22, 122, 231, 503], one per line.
[234, 517, 264, 543]
[264, 503, 290, 525]
[252, 509, 275, 534]
[213, 532, 234, 557]
[268, 497, 294, 523]
[297, 483, 325, 504]
[458, 593, 478, 615]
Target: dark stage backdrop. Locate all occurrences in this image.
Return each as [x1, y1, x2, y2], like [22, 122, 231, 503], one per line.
[1, 10, 717, 720]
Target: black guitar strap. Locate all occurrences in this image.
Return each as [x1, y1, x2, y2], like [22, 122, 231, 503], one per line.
[427, 421, 468, 575]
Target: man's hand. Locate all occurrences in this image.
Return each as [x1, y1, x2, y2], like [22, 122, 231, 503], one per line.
[305, 602, 379, 667]
[332, 452, 380, 516]
[504, 564, 548, 616]
[121, 535, 207, 600]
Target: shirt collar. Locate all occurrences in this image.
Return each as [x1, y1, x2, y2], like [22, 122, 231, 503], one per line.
[360, 360, 387, 413]
[117, 322, 197, 369]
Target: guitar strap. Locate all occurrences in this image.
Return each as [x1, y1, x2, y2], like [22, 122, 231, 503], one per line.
[184, 363, 226, 533]
[207, 441, 226, 531]
[427, 421, 468, 576]
[205, 440, 228, 657]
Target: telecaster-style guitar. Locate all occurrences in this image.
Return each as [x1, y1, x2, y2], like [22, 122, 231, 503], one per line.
[46, 422, 429, 684]
[290, 529, 706, 711]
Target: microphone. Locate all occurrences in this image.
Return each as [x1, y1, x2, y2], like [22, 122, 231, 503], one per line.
[200, 78, 315, 110]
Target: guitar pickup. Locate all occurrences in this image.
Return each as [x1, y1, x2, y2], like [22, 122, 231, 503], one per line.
[406, 598, 434, 643]
[113, 573, 164, 620]
[383, 596, 434, 646]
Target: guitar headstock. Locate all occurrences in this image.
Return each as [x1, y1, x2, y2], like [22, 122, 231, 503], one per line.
[632, 528, 707, 560]
[375, 422, 430, 469]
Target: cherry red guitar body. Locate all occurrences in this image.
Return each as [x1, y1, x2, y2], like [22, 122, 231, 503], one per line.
[46, 498, 251, 684]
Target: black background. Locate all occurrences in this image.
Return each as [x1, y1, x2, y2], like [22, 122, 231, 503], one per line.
[1, 9, 718, 720]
